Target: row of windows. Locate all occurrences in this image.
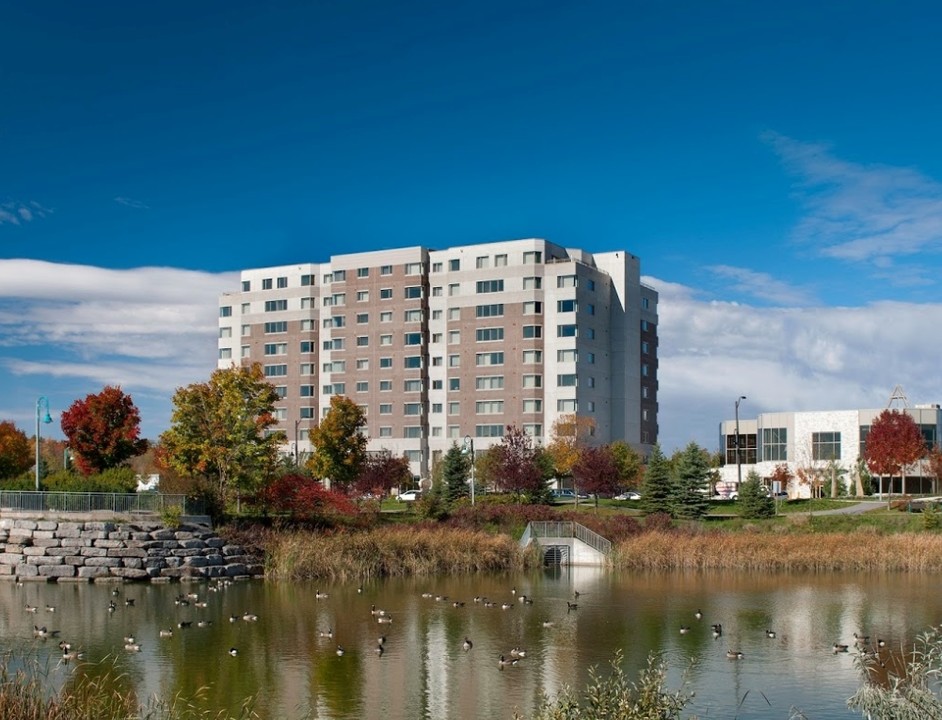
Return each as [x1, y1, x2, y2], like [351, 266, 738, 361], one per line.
[266, 348, 564, 374]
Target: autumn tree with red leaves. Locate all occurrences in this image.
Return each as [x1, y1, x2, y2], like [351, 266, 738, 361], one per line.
[355, 450, 412, 497]
[572, 444, 620, 509]
[492, 425, 545, 498]
[864, 409, 925, 495]
[60, 386, 148, 475]
[0, 421, 32, 479]
[926, 445, 942, 495]
[255, 473, 358, 523]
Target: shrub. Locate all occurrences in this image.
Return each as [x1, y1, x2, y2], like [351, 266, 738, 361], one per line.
[644, 511, 674, 532]
[252, 473, 360, 527]
[923, 504, 942, 531]
[42, 467, 137, 493]
[160, 504, 183, 529]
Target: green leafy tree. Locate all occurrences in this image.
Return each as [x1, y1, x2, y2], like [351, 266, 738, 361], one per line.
[639, 444, 671, 516]
[738, 469, 775, 519]
[0, 421, 32, 480]
[865, 409, 926, 495]
[440, 443, 471, 503]
[307, 395, 367, 490]
[59, 386, 148, 475]
[610, 440, 644, 492]
[670, 441, 711, 520]
[159, 364, 283, 508]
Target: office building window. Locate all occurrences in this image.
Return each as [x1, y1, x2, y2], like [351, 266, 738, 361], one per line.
[476, 279, 504, 293]
[522, 350, 542, 363]
[476, 327, 504, 341]
[762, 428, 788, 462]
[476, 376, 504, 390]
[476, 424, 504, 438]
[522, 325, 541, 339]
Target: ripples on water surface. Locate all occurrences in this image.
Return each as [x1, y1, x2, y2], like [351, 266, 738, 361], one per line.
[4, 568, 942, 719]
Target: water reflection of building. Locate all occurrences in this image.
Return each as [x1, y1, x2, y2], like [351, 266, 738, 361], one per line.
[718, 395, 941, 496]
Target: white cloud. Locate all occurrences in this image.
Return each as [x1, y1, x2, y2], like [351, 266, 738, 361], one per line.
[114, 196, 150, 210]
[648, 274, 942, 453]
[0, 201, 52, 226]
[765, 132, 942, 271]
[708, 265, 814, 307]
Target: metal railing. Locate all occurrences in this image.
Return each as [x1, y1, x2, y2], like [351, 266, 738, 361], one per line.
[0, 492, 192, 515]
[524, 521, 612, 556]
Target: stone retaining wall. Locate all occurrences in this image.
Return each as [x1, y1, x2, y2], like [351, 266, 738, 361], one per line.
[0, 519, 264, 582]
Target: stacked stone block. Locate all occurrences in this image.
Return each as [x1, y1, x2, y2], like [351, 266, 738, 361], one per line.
[0, 520, 263, 582]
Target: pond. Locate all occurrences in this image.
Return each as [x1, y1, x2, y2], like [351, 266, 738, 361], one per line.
[5, 567, 942, 719]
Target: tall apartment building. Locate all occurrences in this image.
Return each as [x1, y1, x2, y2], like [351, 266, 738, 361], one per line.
[218, 239, 658, 480]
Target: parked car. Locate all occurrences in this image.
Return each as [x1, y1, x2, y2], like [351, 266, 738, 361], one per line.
[397, 490, 423, 502]
[551, 489, 575, 499]
[729, 487, 771, 501]
[614, 491, 641, 501]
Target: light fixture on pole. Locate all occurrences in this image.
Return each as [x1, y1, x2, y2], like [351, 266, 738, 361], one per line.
[294, 419, 301, 466]
[734, 395, 746, 488]
[462, 435, 476, 506]
[35, 396, 53, 491]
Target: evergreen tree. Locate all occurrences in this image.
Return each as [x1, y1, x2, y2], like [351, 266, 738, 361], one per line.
[441, 443, 471, 503]
[738, 469, 775, 519]
[671, 442, 711, 520]
[639, 444, 671, 516]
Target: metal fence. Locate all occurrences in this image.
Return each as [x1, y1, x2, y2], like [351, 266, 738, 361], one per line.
[524, 521, 612, 556]
[0, 492, 192, 515]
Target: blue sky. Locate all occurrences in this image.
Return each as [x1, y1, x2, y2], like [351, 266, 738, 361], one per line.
[2, 1, 942, 453]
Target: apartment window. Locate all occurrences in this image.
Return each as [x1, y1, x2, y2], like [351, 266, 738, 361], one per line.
[476, 376, 504, 390]
[357, 290, 369, 302]
[274, 386, 287, 399]
[476, 400, 504, 414]
[432, 332, 443, 343]
[523, 399, 542, 413]
[642, 297, 650, 309]
[324, 360, 345, 372]
[587, 401, 595, 412]
[380, 334, 392, 346]
[557, 399, 577, 412]
[558, 374, 578, 387]
[380, 288, 393, 299]
[264, 343, 287, 356]
[241, 325, 250, 336]
[403, 403, 421, 416]
[587, 279, 595, 291]
[300, 363, 314, 375]
[432, 427, 443, 437]
[356, 336, 369, 347]
[476, 327, 504, 342]
[405, 286, 422, 299]
[812, 431, 841, 461]
[357, 267, 369, 278]
[404, 379, 422, 392]
[642, 364, 649, 377]
[522, 325, 541, 339]
[405, 262, 423, 275]
[523, 424, 542, 437]
[495, 254, 507, 267]
[558, 349, 577, 362]
[448, 283, 460, 296]
[586, 303, 595, 315]
[558, 324, 577, 337]
[379, 357, 393, 369]
[432, 262, 443, 273]
[301, 274, 313, 286]
[432, 356, 443, 366]
[448, 330, 460, 344]
[379, 426, 392, 438]
[264, 364, 287, 377]
[476, 351, 504, 366]
[333, 270, 346, 282]
[432, 286, 443, 297]
[300, 407, 316, 419]
[432, 309, 443, 320]
[241, 280, 251, 291]
[449, 258, 460, 271]
[447, 425, 460, 439]
[404, 426, 422, 439]
[432, 380, 443, 390]
[322, 338, 343, 351]
[522, 350, 543, 363]
[299, 341, 314, 353]
[523, 250, 542, 264]
[476, 424, 504, 438]
[331, 382, 345, 394]
[476, 279, 504, 293]
[586, 351, 595, 364]
[300, 385, 315, 397]
[523, 276, 542, 290]
[558, 275, 577, 288]
[642, 385, 649, 399]
[300, 319, 313, 331]
[523, 301, 542, 314]
[220, 306, 232, 317]
[273, 408, 287, 421]
[447, 378, 459, 391]
[380, 311, 392, 322]
[264, 300, 288, 312]
[476, 256, 489, 269]
[476, 303, 504, 318]
[522, 374, 542, 388]
[300, 298, 313, 309]
[404, 309, 422, 323]
[448, 308, 461, 321]
[262, 278, 273, 290]
[762, 428, 788, 462]
[558, 299, 577, 313]
[381, 265, 393, 275]
[586, 328, 595, 339]
[356, 358, 369, 370]
[277, 276, 288, 289]
[379, 380, 392, 391]
[379, 404, 392, 415]
[587, 377, 596, 388]
[219, 327, 232, 338]
[218, 348, 232, 360]
[403, 332, 421, 346]
[448, 354, 460, 368]
[241, 303, 250, 314]
[264, 321, 287, 334]
[241, 345, 251, 358]
[323, 273, 333, 284]
[448, 402, 461, 416]
[404, 356, 422, 369]
[357, 313, 369, 324]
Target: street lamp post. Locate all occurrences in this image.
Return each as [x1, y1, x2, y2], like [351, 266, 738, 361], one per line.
[463, 435, 475, 506]
[294, 419, 301, 466]
[35, 396, 52, 491]
[734, 395, 746, 488]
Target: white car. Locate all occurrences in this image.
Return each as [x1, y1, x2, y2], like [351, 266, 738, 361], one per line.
[614, 491, 641, 501]
[397, 490, 423, 502]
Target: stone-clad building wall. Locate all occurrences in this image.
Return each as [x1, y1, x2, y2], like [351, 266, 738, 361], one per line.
[0, 519, 263, 582]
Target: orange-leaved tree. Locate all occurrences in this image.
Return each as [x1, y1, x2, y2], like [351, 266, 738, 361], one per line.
[0, 420, 32, 480]
[864, 409, 925, 496]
